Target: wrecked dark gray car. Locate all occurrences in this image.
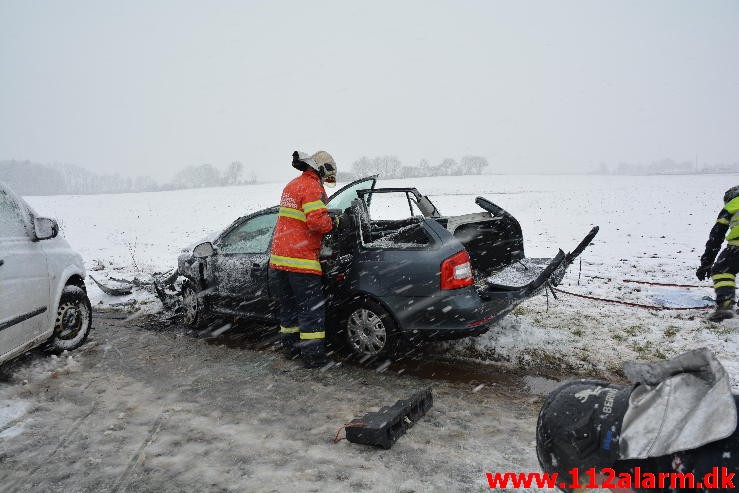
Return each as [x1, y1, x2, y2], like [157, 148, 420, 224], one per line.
[176, 176, 598, 357]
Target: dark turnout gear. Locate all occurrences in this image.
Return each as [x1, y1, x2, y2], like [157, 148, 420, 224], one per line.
[672, 408, 739, 491]
[269, 265, 329, 367]
[711, 247, 739, 305]
[611, 416, 739, 493]
[536, 349, 739, 492]
[699, 187, 739, 318]
[699, 187, 739, 268]
[708, 297, 736, 322]
[269, 154, 336, 367]
[269, 269, 326, 340]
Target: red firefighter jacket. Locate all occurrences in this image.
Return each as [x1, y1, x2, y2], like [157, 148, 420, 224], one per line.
[269, 171, 333, 275]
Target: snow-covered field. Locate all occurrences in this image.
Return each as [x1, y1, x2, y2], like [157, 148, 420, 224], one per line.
[24, 174, 739, 384]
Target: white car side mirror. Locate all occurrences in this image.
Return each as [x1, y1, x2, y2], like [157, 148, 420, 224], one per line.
[34, 217, 59, 241]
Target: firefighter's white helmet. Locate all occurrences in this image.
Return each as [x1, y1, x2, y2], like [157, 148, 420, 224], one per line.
[292, 150, 337, 187]
[311, 150, 337, 187]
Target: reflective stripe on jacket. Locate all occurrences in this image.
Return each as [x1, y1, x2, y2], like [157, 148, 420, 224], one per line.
[269, 171, 333, 275]
[725, 196, 739, 244]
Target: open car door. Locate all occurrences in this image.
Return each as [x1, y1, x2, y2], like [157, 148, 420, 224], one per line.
[441, 197, 527, 277]
[413, 193, 600, 315]
[417, 193, 598, 280]
[326, 176, 377, 212]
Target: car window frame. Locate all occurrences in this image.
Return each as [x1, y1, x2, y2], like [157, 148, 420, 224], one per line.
[351, 190, 436, 252]
[326, 175, 377, 211]
[215, 209, 279, 255]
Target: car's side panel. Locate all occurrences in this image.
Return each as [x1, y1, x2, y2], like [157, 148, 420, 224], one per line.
[337, 219, 475, 335]
[0, 330, 56, 366]
[210, 210, 277, 317]
[377, 288, 489, 337]
[0, 184, 89, 364]
[0, 188, 51, 358]
[211, 252, 272, 315]
[350, 248, 447, 298]
[175, 208, 280, 322]
[0, 238, 50, 335]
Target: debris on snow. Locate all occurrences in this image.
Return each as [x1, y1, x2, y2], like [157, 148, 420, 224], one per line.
[89, 274, 133, 296]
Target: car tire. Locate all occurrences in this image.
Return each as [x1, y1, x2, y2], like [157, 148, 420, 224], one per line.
[344, 299, 400, 359]
[44, 285, 92, 354]
[181, 281, 207, 328]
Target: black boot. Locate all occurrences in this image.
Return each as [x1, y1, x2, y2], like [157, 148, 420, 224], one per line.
[281, 333, 300, 359]
[708, 300, 735, 322]
[299, 339, 329, 369]
[303, 353, 329, 369]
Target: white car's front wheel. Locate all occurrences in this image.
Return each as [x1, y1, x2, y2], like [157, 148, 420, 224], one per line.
[45, 285, 92, 353]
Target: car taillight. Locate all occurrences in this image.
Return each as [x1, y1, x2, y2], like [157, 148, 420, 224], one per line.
[440, 250, 474, 290]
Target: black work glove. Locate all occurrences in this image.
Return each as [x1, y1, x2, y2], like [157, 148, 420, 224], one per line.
[696, 264, 712, 281]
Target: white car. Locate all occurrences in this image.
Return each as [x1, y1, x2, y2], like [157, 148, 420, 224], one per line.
[0, 182, 92, 364]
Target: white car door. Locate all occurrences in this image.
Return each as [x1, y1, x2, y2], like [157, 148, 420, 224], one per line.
[0, 187, 51, 356]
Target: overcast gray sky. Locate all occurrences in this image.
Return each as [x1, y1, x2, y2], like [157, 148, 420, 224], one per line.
[1, 0, 737, 181]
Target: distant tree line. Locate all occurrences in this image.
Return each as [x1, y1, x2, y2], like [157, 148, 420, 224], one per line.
[594, 158, 739, 175]
[0, 160, 257, 196]
[342, 155, 490, 181]
[170, 161, 257, 189]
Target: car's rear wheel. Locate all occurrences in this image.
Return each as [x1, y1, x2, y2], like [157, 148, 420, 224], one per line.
[182, 282, 206, 328]
[45, 285, 92, 353]
[344, 299, 399, 358]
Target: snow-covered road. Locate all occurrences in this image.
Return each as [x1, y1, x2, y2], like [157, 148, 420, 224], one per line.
[0, 315, 554, 492]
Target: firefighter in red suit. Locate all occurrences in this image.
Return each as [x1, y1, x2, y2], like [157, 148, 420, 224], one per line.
[269, 150, 337, 368]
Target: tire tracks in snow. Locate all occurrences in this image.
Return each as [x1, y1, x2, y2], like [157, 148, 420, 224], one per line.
[111, 408, 169, 493]
[0, 401, 97, 493]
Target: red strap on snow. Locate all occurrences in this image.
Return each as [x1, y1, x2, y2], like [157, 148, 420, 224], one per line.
[581, 275, 709, 289]
[552, 287, 713, 311]
[622, 279, 709, 289]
